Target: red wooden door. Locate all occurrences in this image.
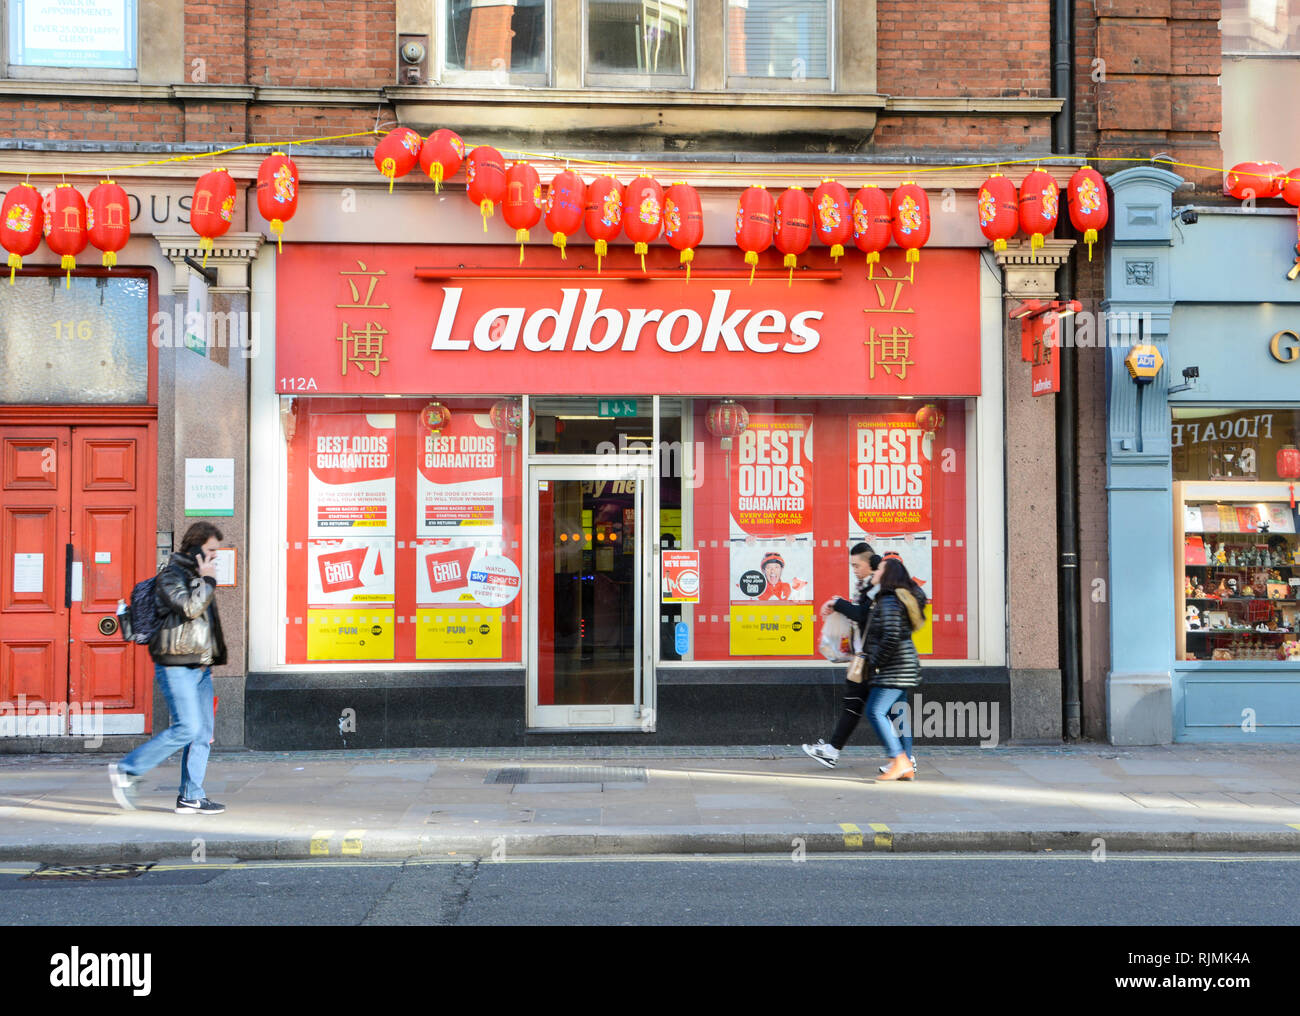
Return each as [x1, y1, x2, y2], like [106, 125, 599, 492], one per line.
[1, 424, 151, 735]
[1, 426, 71, 731]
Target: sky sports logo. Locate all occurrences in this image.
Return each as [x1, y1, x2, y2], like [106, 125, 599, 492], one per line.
[50, 948, 151, 996]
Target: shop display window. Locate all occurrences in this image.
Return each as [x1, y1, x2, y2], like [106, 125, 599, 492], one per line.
[282, 397, 524, 665]
[667, 396, 976, 663]
[1174, 408, 1300, 663]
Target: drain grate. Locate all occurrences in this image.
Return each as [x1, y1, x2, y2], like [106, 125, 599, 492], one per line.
[488, 766, 647, 785]
[24, 863, 155, 881]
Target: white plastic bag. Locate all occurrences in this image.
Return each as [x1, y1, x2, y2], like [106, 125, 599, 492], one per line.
[818, 610, 854, 662]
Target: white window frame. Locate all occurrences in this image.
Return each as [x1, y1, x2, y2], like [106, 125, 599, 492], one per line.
[436, 0, 553, 87]
[583, 0, 693, 89]
[724, 0, 834, 91]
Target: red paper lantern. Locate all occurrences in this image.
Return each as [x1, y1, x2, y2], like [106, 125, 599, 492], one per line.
[1018, 169, 1060, 251]
[1281, 168, 1300, 207]
[774, 186, 813, 285]
[584, 176, 624, 272]
[374, 127, 422, 193]
[1224, 161, 1285, 200]
[663, 182, 704, 278]
[812, 179, 852, 261]
[502, 162, 543, 263]
[544, 171, 586, 260]
[43, 184, 88, 287]
[622, 174, 663, 272]
[1066, 166, 1108, 262]
[851, 185, 892, 278]
[191, 168, 237, 265]
[705, 399, 750, 451]
[466, 146, 507, 231]
[1279, 444, 1300, 509]
[490, 397, 534, 474]
[421, 401, 451, 433]
[977, 173, 1019, 252]
[890, 183, 930, 280]
[915, 404, 945, 435]
[735, 185, 774, 284]
[86, 180, 131, 268]
[1, 183, 45, 283]
[419, 129, 465, 192]
[256, 152, 298, 252]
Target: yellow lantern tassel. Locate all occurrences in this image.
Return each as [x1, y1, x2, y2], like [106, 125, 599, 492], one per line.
[595, 238, 607, 273]
[635, 241, 647, 273]
[8, 251, 20, 284]
[831, 243, 844, 262]
[906, 247, 919, 284]
[271, 219, 285, 253]
[1031, 232, 1044, 251]
[199, 235, 213, 268]
[867, 251, 879, 280]
[430, 163, 444, 194]
[61, 254, 75, 288]
[745, 250, 758, 285]
[680, 247, 694, 282]
[552, 232, 567, 260]
[784, 252, 796, 287]
[382, 158, 396, 193]
[516, 228, 530, 265]
[480, 199, 493, 232]
[994, 238, 1007, 252]
[1085, 227, 1097, 261]
[101, 251, 117, 268]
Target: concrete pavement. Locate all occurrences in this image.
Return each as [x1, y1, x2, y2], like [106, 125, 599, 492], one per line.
[2, 743, 1300, 862]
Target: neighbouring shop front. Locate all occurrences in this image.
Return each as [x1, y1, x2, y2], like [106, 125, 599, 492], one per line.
[1106, 168, 1300, 744]
[244, 237, 1012, 747]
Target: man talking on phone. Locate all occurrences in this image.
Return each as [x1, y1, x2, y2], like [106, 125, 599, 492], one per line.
[109, 522, 229, 814]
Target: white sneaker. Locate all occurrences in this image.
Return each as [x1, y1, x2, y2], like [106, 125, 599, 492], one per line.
[108, 763, 141, 811]
[879, 755, 917, 775]
[802, 740, 840, 769]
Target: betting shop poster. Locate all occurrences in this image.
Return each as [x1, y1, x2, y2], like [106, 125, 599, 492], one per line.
[416, 411, 504, 536]
[306, 414, 397, 659]
[848, 414, 934, 654]
[413, 539, 521, 659]
[728, 414, 815, 655]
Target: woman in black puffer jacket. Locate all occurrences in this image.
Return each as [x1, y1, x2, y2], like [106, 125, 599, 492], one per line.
[865, 553, 927, 782]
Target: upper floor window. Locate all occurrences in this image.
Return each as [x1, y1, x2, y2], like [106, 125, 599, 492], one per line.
[727, 0, 830, 89]
[1221, 1, 1300, 174]
[586, 0, 690, 86]
[443, 0, 549, 85]
[6, 0, 136, 69]
[1222, 0, 1300, 52]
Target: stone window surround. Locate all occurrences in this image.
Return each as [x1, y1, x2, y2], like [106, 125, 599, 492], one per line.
[401, 0, 871, 92]
[1, 0, 181, 83]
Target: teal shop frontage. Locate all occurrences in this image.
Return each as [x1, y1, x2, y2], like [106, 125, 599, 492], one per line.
[1104, 168, 1300, 744]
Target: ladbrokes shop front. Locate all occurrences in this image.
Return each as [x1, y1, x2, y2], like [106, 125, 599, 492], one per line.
[244, 198, 1018, 748]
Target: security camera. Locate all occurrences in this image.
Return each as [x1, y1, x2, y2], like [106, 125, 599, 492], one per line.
[1182, 366, 1199, 380]
[401, 41, 426, 64]
[1179, 208, 1198, 225]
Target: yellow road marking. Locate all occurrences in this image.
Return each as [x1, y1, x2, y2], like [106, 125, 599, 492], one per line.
[870, 822, 893, 849]
[838, 822, 863, 848]
[1288, 824, 1300, 832]
[310, 830, 333, 856]
[341, 829, 365, 856]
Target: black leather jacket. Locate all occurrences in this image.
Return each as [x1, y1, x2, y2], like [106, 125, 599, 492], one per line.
[863, 589, 926, 688]
[150, 551, 227, 667]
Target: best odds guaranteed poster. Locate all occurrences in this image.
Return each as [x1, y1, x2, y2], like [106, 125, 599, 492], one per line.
[413, 411, 518, 659]
[849, 414, 934, 653]
[729, 414, 815, 655]
[306, 414, 396, 659]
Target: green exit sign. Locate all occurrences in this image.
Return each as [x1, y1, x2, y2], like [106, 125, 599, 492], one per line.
[598, 399, 639, 418]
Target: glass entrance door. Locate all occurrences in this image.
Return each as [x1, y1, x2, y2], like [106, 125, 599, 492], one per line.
[528, 463, 654, 729]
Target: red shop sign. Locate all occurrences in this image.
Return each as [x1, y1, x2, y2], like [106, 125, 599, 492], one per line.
[275, 245, 982, 397]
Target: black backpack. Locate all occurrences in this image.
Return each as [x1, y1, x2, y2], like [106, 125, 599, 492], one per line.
[117, 575, 162, 645]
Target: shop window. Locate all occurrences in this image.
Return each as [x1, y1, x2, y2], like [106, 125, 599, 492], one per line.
[0, 276, 149, 404]
[726, 0, 830, 89]
[442, 0, 549, 85]
[586, 0, 690, 85]
[282, 397, 524, 665]
[1221, 0, 1300, 169]
[1174, 407, 1300, 663]
[668, 396, 976, 664]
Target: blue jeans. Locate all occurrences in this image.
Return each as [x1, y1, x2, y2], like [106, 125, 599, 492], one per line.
[866, 686, 914, 758]
[119, 665, 213, 801]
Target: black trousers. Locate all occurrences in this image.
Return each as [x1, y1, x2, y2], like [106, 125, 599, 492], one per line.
[829, 675, 871, 750]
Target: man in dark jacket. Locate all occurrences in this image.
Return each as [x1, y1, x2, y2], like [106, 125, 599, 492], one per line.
[109, 523, 228, 814]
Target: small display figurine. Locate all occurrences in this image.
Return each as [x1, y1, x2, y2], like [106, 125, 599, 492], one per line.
[1214, 542, 1227, 565]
